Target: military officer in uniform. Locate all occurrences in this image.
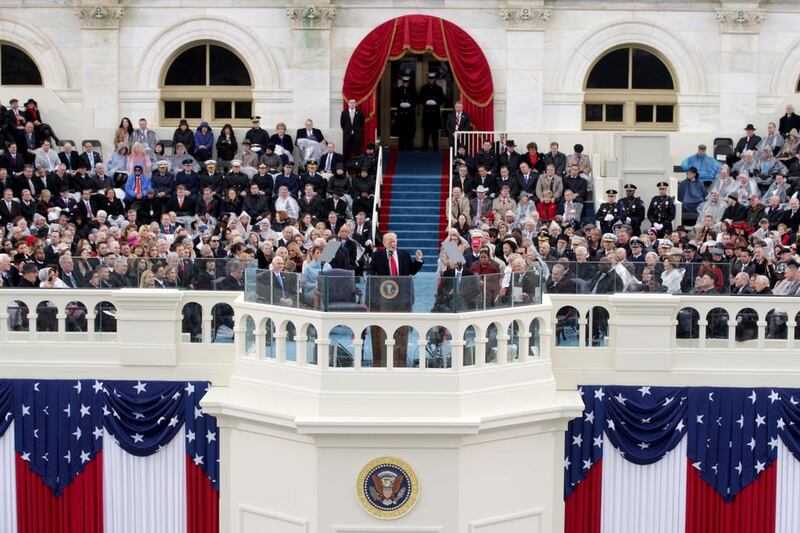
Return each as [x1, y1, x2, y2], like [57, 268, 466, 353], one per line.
[619, 183, 646, 236]
[595, 189, 626, 234]
[393, 76, 416, 151]
[647, 181, 676, 237]
[418, 71, 445, 151]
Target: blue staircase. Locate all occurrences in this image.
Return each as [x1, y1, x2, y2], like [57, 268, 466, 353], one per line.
[384, 151, 445, 273]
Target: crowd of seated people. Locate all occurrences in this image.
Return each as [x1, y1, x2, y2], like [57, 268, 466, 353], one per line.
[2, 95, 800, 306]
[0, 101, 379, 292]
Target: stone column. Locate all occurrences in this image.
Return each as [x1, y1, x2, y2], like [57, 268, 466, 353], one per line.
[500, 4, 551, 131]
[75, 4, 124, 128]
[607, 294, 678, 372]
[716, 4, 765, 131]
[286, 4, 336, 133]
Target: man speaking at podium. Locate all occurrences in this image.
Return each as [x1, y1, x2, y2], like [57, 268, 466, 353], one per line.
[370, 232, 424, 277]
[368, 233, 423, 367]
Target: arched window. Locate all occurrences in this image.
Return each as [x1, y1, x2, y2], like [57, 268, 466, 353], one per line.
[0, 43, 42, 86]
[583, 45, 677, 131]
[161, 43, 253, 126]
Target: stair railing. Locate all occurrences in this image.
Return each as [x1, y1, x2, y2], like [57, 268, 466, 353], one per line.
[447, 146, 454, 230]
[370, 139, 384, 240]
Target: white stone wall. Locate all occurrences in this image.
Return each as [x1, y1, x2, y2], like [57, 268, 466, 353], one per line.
[1, 1, 799, 159]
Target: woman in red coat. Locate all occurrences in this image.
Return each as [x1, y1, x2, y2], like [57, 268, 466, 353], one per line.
[536, 190, 557, 223]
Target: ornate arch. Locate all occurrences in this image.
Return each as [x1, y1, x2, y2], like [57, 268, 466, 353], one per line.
[0, 18, 69, 88]
[561, 20, 704, 95]
[135, 16, 280, 91]
[770, 36, 800, 96]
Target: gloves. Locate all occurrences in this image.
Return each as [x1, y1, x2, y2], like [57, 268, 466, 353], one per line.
[604, 214, 614, 222]
[654, 223, 663, 231]
[425, 99, 437, 106]
[399, 102, 411, 109]
[625, 217, 631, 224]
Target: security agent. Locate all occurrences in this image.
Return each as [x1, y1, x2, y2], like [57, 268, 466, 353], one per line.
[595, 189, 626, 234]
[619, 183, 645, 236]
[647, 181, 676, 237]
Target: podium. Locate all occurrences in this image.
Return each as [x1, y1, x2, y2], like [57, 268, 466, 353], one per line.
[366, 276, 414, 312]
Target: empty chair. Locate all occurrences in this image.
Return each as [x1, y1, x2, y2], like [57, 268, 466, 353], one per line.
[713, 137, 734, 162]
[57, 139, 76, 148]
[318, 269, 365, 312]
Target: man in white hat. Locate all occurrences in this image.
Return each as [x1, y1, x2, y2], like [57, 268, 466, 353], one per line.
[470, 185, 491, 224]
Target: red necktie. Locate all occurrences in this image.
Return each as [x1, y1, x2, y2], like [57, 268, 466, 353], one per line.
[135, 177, 141, 195]
[389, 252, 398, 276]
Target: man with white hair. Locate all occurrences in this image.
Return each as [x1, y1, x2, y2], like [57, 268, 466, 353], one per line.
[728, 124, 761, 167]
[732, 150, 756, 178]
[0, 253, 12, 287]
[780, 104, 800, 137]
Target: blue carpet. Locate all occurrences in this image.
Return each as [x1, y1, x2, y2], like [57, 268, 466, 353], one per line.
[386, 151, 445, 273]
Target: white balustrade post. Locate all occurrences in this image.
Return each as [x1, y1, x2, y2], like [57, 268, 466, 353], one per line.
[757, 320, 767, 349]
[788, 323, 796, 349]
[56, 312, 66, 341]
[698, 320, 708, 349]
[476, 337, 487, 367]
[540, 325, 553, 360]
[451, 340, 464, 369]
[353, 340, 363, 369]
[296, 335, 308, 365]
[114, 289, 181, 366]
[417, 339, 427, 369]
[577, 316, 586, 348]
[0, 312, 7, 343]
[520, 332, 531, 361]
[608, 294, 678, 371]
[317, 339, 330, 368]
[275, 332, 287, 362]
[386, 339, 396, 369]
[86, 313, 96, 342]
[253, 329, 265, 359]
[496, 334, 509, 365]
[28, 312, 37, 340]
[727, 320, 736, 349]
[202, 313, 213, 344]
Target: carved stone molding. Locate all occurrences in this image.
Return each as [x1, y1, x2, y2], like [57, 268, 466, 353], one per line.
[75, 5, 124, 29]
[499, 7, 551, 31]
[286, 6, 336, 30]
[716, 9, 765, 34]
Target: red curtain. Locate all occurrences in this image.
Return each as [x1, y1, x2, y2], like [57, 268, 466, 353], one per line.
[186, 454, 219, 533]
[16, 452, 104, 533]
[342, 15, 494, 146]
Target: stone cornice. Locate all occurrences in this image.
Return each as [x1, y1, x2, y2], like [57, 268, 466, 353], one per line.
[499, 7, 551, 31]
[286, 5, 336, 29]
[75, 4, 124, 29]
[716, 8, 765, 34]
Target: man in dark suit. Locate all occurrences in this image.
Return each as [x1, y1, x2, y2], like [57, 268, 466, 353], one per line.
[368, 232, 424, 366]
[587, 256, 623, 294]
[165, 184, 196, 218]
[516, 162, 538, 198]
[437, 261, 480, 311]
[195, 186, 221, 221]
[298, 184, 324, 220]
[780, 105, 800, 137]
[296, 119, 325, 143]
[266, 256, 297, 305]
[543, 142, 567, 176]
[445, 100, 470, 148]
[218, 259, 245, 291]
[2, 143, 25, 174]
[0, 188, 20, 226]
[351, 211, 373, 249]
[80, 141, 102, 172]
[329, 226, 358, 271]
[546, 263, 577, 294]
[12, 164, 45, 198]
[58, 142, 81, 173]
[727, 124, 762, 167]
[319, 143, 345, 174]
[496, 140, 522, 175]
[340, 99, 364, 161]
[299, 161, 326, 196]
[785, 197, 800, 232]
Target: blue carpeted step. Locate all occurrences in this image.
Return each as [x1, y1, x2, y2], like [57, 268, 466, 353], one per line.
[383, 150, 445, 273]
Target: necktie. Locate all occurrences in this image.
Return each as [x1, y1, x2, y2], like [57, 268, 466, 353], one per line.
[135, 177, 141, 195]
[67, 273, 76, 288]
[89, 153, 94, 167]
[28, 180, 35, 194]
[455, 114, 461, 132]
[477, 199, 482, 216]
[178, 196, 183, 209]
[325, 156, 331, 172]
[86, 201, 93, 218]
[592, 273, 606, 294]
[276, 273, 285, 298]
[389, 251, 398, 276]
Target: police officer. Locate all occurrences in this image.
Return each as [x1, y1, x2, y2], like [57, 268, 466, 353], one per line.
[595, 189, 626, 234]
[393, 76, 416, 151]
[418, 71, 445, 151]
[619, 183, 646, 236]
[647, 181, 676, 237]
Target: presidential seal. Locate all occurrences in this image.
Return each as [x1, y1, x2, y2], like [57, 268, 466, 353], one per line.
[356, 456, 419, 519]
[379, 279, 400, 300]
